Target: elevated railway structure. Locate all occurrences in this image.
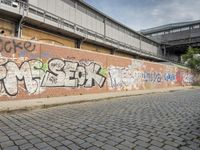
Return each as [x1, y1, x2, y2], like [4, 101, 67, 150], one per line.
[0, 0, 167, 62]
[141, 20, 200, 62]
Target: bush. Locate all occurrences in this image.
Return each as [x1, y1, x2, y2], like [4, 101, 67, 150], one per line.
[182, 47, 200, 73]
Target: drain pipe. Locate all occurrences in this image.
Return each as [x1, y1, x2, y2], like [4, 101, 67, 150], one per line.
[78, 37, 87, 49]
[17, 1, 26, 38]
[17, 15, 25, 38]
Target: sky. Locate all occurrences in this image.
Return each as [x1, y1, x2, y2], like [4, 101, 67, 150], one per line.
[85, 0, 200, 31]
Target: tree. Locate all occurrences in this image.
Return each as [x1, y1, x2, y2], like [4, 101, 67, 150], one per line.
[182, 47, 200, 72]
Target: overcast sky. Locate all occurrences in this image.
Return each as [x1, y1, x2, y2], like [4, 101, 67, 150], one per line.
[85, 0, 200, 31]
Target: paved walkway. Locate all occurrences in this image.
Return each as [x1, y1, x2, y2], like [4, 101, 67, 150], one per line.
[0, 88, 200, 150]
[0, 86, 196, 114]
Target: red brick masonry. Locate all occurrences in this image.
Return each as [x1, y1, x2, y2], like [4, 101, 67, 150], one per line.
[0, 36, 193, 100]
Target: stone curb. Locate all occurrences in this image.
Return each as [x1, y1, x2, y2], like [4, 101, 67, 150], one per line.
[0, 86, 198, 114]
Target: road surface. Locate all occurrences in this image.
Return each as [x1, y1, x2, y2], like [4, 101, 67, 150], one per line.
[0, 89, 200, 150]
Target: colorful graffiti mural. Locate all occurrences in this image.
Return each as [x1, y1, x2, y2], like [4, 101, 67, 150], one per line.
[107, 60, 183, 90]
[0, 36, 195, 100]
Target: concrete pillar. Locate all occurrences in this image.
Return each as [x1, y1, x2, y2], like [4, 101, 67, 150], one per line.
[163, 46, 166, 57]
[76, 39, 82, 49]
[76, 38, 86, 49]
[15, 22, 21, 37]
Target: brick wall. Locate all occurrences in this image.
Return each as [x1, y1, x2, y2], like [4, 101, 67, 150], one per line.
[0, 36, 194, 100]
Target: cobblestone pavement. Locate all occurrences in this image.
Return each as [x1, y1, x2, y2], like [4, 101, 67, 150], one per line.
[0, 89, 200, 150]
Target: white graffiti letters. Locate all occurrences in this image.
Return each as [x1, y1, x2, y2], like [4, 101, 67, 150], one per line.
[42, 59, 66, 87]
[64, 61, 79, 87]
[0, 58, 106, 96]
[108, 66, 141, 90]
[0, 60, 40, 96]
[85, 63, 105, 87]
[75, 66, 86, 86]
[42, 59, 106, 88]
[183, 73, 193, 83]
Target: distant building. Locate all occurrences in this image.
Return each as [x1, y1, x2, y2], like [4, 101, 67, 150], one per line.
[141, 20, 200, 62]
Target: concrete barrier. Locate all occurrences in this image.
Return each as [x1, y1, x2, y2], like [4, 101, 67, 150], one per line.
[0, 36, 194, 101]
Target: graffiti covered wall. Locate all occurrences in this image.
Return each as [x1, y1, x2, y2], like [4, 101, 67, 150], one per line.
[0, 36, 194, 100]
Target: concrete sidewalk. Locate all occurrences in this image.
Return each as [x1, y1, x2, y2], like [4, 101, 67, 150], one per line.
[0, 86, 198, 114]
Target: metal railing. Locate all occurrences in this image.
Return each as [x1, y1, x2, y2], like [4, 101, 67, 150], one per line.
[0, 0, 167, 60]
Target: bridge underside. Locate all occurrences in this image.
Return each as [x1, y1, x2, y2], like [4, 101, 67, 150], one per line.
[163, 36, 200, 61]
[141, 20, 200, 62]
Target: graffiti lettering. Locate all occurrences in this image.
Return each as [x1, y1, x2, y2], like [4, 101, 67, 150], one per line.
[108, 66, 143, 89]
[0, 38, 36, 53]
[164, 73, 176, 81]
[0, 58, 106, 96]
[42, 59, 66, 87]
[176, 71, 182, 83]
[143, 72, 162, 82]
[85, 63, 105, 87]
[24, 41, 36, 52]
[42, 59, 106, 88]
[0, 59, 44, 96]
[107, 64, 189, 90]
[183, 73, 193, 83]
[0, 37, 195, 99]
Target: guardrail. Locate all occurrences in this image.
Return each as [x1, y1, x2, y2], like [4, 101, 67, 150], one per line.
[0, 0, 169, 61]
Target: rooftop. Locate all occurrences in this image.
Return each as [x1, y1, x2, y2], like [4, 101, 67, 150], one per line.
[141, 20, 200, 34]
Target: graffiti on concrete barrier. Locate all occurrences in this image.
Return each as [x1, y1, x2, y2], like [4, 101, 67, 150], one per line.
[0, 58, 106, 96]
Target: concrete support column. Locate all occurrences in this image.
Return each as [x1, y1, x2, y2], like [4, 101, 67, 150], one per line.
[76, 38, 86, 49]
[16, 1, 26, 38]
[16, 16, 25, 38]
[76, 39, 81, 49]
[163, 46, 166, 57]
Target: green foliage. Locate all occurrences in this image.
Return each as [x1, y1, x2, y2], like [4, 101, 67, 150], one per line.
[182, 47, 200, 72]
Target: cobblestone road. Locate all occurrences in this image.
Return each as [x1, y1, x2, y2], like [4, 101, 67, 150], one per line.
[0, 89, 200, 150]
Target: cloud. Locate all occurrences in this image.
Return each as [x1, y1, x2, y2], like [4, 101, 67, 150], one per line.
[85, 0, 200, 31]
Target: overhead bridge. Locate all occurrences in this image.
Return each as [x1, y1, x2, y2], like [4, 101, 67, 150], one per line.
[141, 20, 200, 62]
[0, 0, 168, 62]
